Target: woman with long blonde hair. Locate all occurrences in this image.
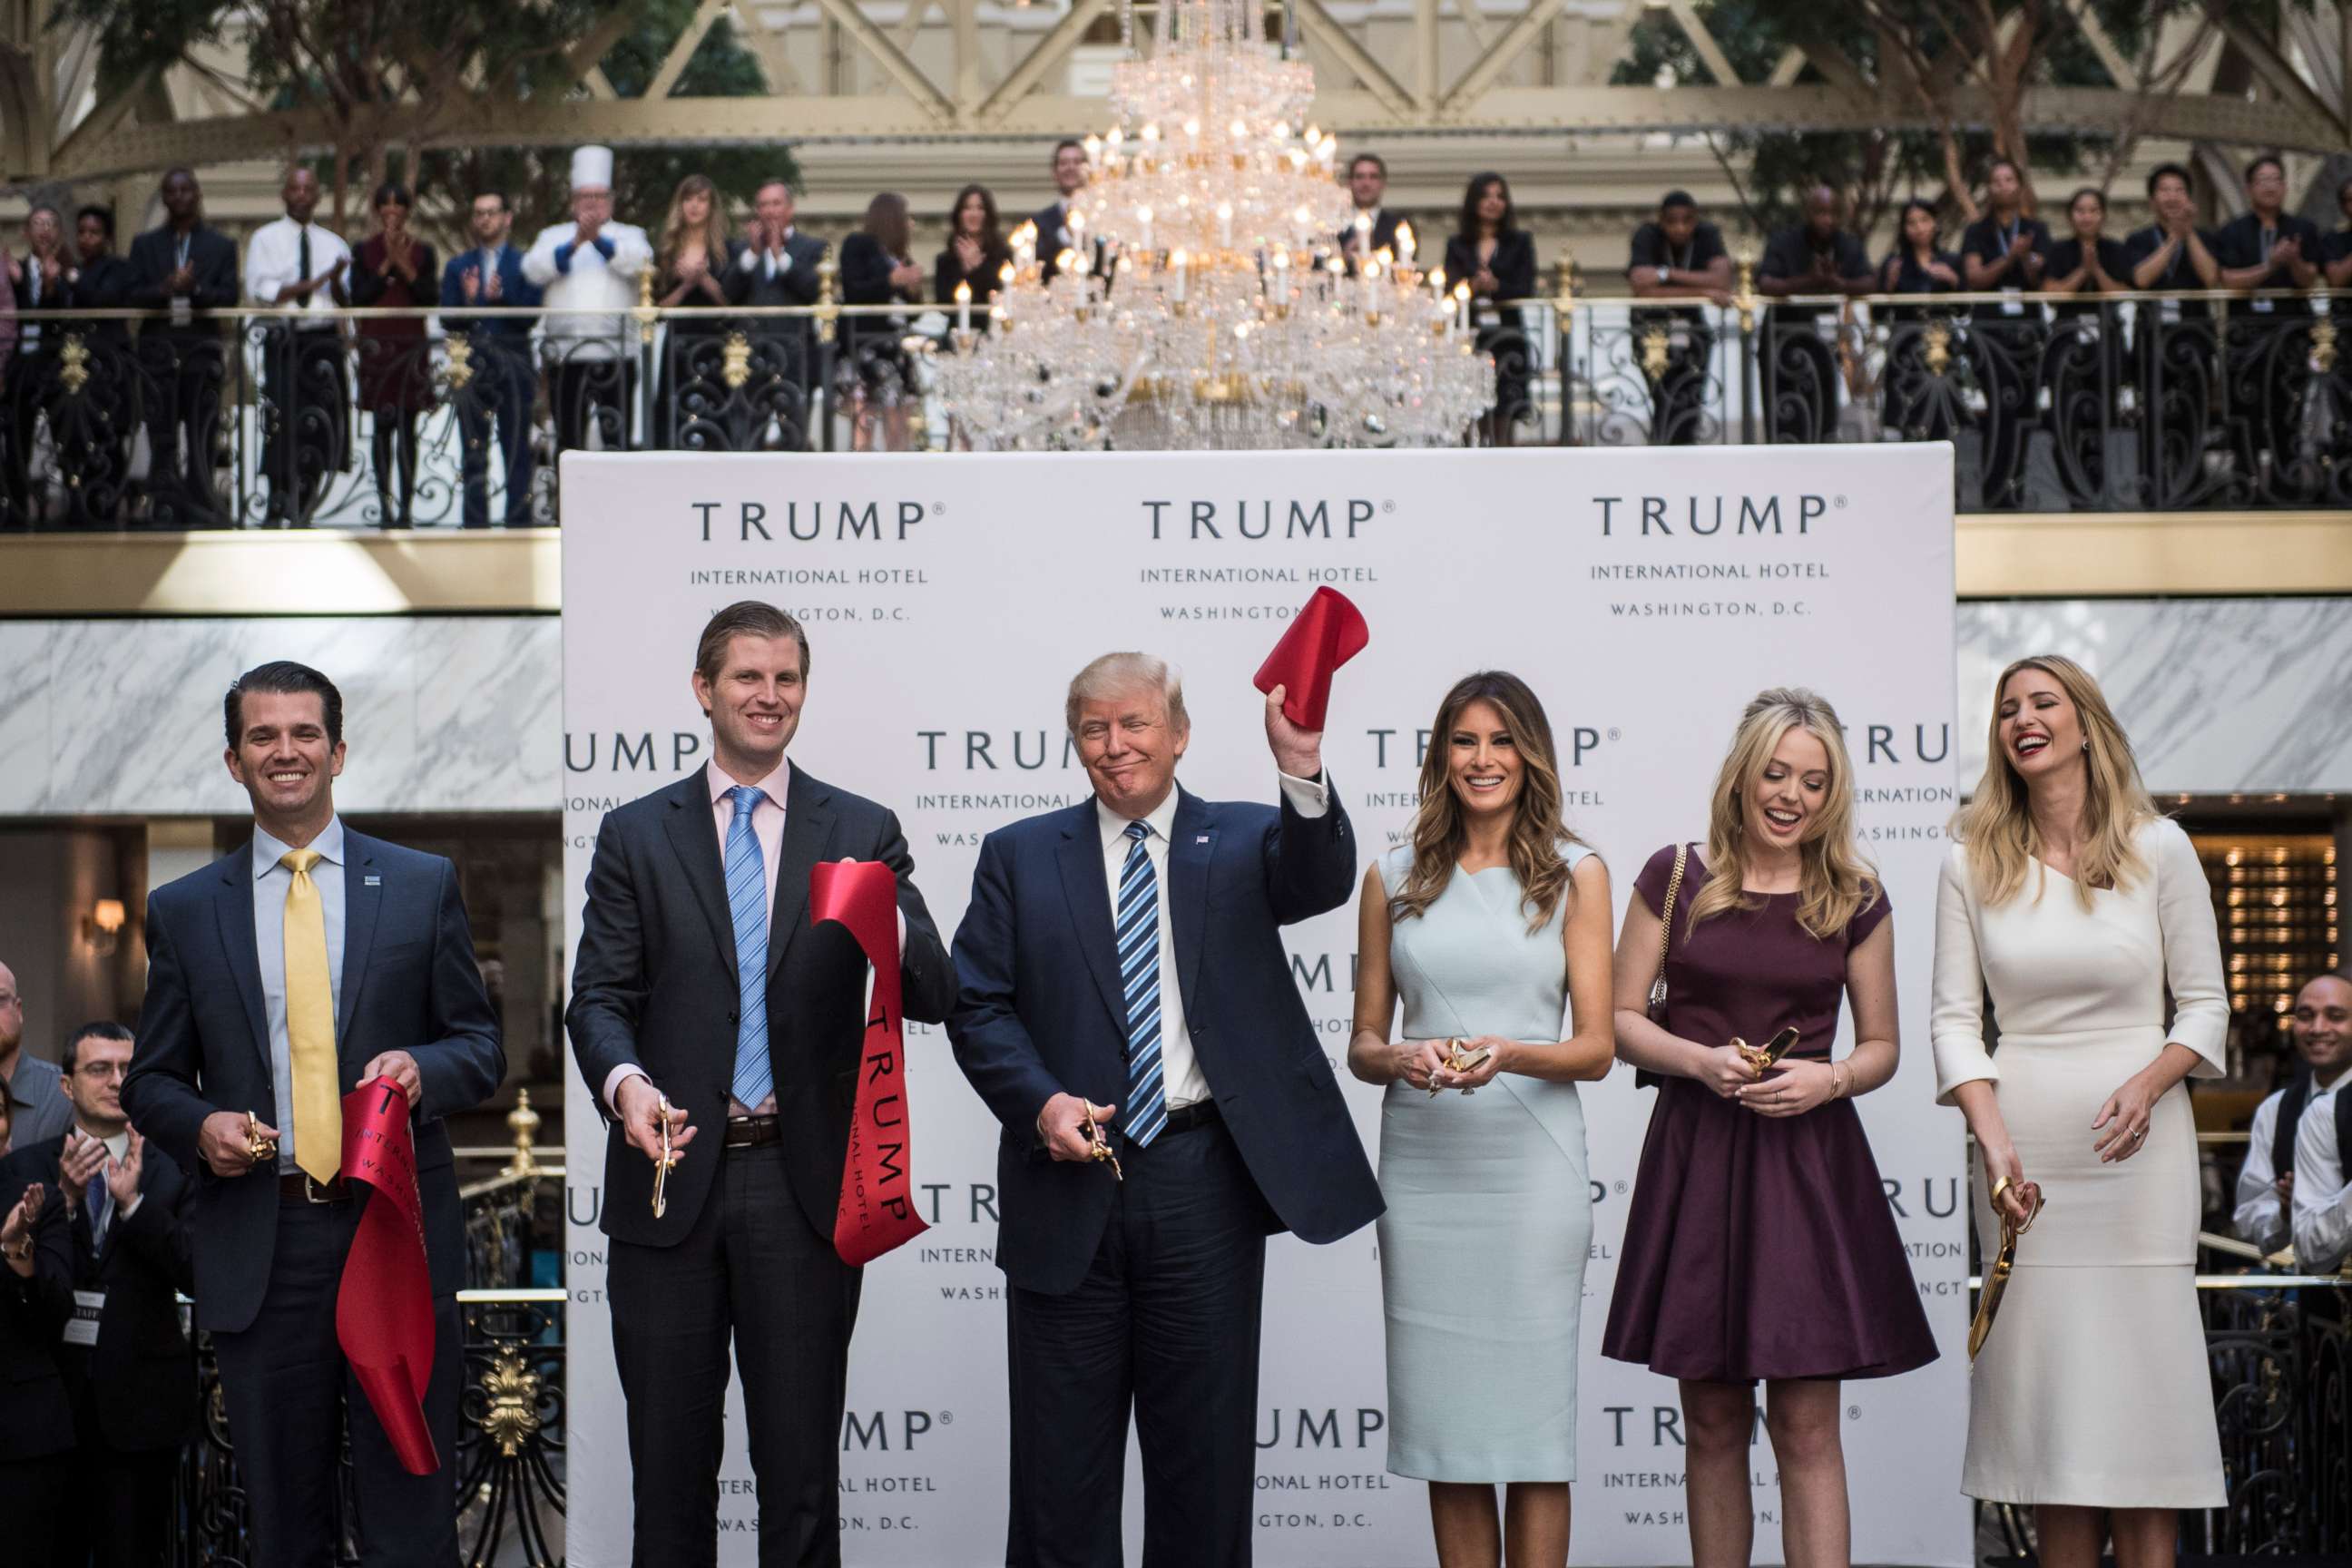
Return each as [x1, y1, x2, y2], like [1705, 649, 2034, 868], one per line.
[652, 173, 733, 446]
[1603, 687, 1935, 1568]
[1931, 654, 2224, 1566]
[1349, 671, 1614, 1568]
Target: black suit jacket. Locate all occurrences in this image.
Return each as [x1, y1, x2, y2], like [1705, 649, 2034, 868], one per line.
[121, 828, 505, 1334]
[69, 252, 136, 345]
[0, 1135, 196, 1452]
[568, 764, 956, 1248]
[948, 785, 1384, 1295]
[724, 232, 828, 349]
[1336, 207, 1406, 271]
[0, 1185, 73, 1462]
[125, 224, 240, 338]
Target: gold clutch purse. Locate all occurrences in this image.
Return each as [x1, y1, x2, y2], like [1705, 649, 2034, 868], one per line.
[1968, 1179, 2044, 1361]
[1426, 1039, 1494, 1097]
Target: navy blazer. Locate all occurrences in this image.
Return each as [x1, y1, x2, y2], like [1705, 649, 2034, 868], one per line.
[121, 829, 505, 1334]
[438, 242, 542, 338]
[0, 1135, 197, 1452]
[566, 765, 956, 1248]
[0, 1187, 73, 1463]
[948, 783, 1383, 1295]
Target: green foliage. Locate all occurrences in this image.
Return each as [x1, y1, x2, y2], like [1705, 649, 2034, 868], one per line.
[59, 0, 796, 245]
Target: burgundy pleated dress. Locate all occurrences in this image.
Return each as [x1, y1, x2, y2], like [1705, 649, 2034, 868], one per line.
[1601, 845, 1939, 1384]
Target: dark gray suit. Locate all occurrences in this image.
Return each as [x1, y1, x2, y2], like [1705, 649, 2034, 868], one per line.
[122, 827, 504, 1567]
[568, 762, 954, 1567]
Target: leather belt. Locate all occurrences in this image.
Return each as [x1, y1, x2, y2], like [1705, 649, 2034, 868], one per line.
[724, 1114, 781, 1150]
[278, 1171, 350, 1204]
[1158, 1101, 1220, 1137]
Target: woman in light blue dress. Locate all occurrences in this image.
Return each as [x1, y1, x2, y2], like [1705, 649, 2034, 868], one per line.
[1349, 670, 1617, 1568]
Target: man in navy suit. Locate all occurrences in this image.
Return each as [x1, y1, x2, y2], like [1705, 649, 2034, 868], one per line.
[438, 190, 543, 527]
[568, 600, 956, 1567]
[0, 1020, 195, 1568]
[122, 660, 505, 1567]
[949, 652, 1383, 1567]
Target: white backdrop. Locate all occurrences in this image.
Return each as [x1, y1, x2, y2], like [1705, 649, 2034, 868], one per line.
[560, 444, 1965, 1567]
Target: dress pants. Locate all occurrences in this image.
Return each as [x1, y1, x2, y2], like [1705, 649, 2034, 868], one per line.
[608, 1138, 861, 1568]
[457, 341, 536, 527]
[50, 1430, 176, 1567]
[0, 1453, 70, 1561]
[258, 324, 351, 524]
[549, 355, 636, 456]
[211, 1197, 464, 1567]
[134, 332, 228, 527]
[1968, 316, 2046, 507]
[1005, 1112, 1271, 1568]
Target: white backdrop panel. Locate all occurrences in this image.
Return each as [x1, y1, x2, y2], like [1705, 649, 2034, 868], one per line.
[560, 445, 1965, 1567]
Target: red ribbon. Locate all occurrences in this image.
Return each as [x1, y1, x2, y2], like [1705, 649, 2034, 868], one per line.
[811, 860, 928, 1267]
[336, 1076, 438, 1476]
[1253, 586, 1370, 730]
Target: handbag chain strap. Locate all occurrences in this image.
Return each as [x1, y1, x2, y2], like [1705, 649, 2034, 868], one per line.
[1649, 842, 1688, 1009]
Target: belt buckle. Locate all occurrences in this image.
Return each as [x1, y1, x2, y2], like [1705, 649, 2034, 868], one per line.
[302, 1173, 337, 1204]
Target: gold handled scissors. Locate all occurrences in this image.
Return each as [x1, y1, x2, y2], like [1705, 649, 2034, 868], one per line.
[651, 1095, 679, 1218]
[244, 1111, 278, 1167]
[1077, 1102, 1123, 1181]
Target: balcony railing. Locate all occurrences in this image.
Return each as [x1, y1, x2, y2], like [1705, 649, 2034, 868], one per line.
[3, 283, 2345, 530]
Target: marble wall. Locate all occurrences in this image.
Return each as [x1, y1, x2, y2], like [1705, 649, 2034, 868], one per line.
[1955, 597, 2352, 797]
[0, 617, 561, 815]
[1, 599, 2342, 816]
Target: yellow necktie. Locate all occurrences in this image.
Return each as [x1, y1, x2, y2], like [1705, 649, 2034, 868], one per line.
[280, 848, 341, 1182]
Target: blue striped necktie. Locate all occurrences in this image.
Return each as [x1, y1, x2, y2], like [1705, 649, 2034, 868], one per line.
[724, 785, 773, 1109]
[1117, 819, 1168, 1147]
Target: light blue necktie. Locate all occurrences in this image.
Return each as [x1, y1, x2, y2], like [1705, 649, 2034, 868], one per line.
[1117, 820, 1167, 1146]
[724, 786, 773, 1109]
[87, 1171, 110, 1252]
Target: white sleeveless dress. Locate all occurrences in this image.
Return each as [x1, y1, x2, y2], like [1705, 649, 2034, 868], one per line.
[1929, 817, 2227, 1506]
[1375, 844, 1594, 1483]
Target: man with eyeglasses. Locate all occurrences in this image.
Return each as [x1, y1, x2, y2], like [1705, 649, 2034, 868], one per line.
[0, 1021, 195, 1568]
[0, 961, 71, 1148]
[439, 191, 543, 527]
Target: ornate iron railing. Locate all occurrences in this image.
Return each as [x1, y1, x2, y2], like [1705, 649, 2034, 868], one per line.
[5, 276, 2346, 528]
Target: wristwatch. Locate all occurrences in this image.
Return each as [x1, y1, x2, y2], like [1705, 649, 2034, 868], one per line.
[1655, 266, 1671, 283]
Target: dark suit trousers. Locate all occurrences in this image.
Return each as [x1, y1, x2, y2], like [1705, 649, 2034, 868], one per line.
[609, 1140, 860, 1568]
[1005, 1115, 1269, 1568]
[457, 341, 535, 527]
[211, 1200, 464, 1568]
[0, 1454, 69, 1562]
[52, 1411, 176, 1568]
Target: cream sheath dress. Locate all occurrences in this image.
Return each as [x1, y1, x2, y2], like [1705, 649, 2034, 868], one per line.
[1930, 817, 2227, 1507]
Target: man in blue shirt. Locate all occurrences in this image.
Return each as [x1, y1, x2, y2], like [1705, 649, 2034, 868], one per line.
[438, 190, 543, 527]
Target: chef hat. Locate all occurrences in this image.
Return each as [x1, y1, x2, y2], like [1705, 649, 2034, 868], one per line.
[570, 144, 615, 191]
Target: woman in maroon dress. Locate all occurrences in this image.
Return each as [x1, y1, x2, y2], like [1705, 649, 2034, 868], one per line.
[1603, 687, 1935, 1568]
[349, 182, 437, 527]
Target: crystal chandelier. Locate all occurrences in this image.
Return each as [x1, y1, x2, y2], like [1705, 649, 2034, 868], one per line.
[933, 0, 1495, 450]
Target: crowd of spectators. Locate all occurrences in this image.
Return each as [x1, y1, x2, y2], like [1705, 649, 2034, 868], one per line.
[3, 145, 2347, 524]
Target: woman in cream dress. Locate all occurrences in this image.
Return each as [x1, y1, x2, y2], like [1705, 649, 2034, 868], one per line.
[1350, 671, 1614, 1568]
[1931, 653, 2226, 1568]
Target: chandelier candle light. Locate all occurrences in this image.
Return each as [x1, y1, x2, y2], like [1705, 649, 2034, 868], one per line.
[934, 0, 1496, 450]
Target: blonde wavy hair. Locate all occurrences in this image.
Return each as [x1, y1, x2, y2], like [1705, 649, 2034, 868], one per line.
[1954, 653, 2157, 909]
[1688, 687, 1879, 940]
[1391, 671, 1584, 933]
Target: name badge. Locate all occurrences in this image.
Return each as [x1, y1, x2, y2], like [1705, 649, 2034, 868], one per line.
[63, 1289, 103, 1347]
[2159, 299, 2182, 325]
[2001, 286, 2024, 318]
[2252, 298, 2276, 315]
[170, 299, 192, 329]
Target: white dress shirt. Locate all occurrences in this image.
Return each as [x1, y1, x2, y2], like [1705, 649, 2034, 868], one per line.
[759, 230, 799, 279]
[71, 1122, 142, 1238]
[2236, 1086, 2291, 1252]
[245, 215, 353, 323]
[2289, 1065, 2352, 1272]
[521, 220, 653, 353]
[252, 818, 348, 1173]
[1096, 772, 1328, 1110]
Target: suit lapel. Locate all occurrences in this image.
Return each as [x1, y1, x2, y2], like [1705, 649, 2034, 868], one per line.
[662, 774, 740, 987]
[1167, 790, 1216, 1023]
[1055, 806, 1126, 1032]
[337, 832, 383, 1054]
[212, 850, 273, 1080]
[768, 765, 835, 979]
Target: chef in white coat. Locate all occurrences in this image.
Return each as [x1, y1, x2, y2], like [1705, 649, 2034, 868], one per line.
[523, 144, 652, 455]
